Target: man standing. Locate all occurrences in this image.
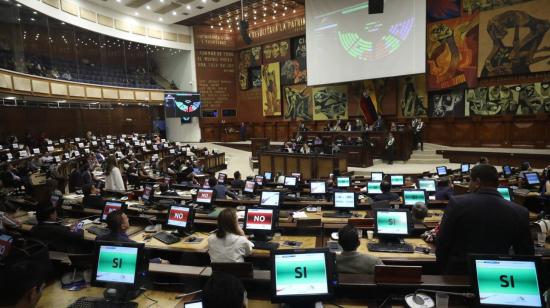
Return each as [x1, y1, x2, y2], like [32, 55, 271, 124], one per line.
[412, 117, 424, 151]
[436, 164, 534, 274]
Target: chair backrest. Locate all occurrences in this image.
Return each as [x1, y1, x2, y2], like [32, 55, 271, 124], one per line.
[211, 262, 253, 279]
[371, 200, 391, 210]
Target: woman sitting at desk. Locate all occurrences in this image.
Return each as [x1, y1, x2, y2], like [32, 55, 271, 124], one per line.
[208, 208, 253, 263]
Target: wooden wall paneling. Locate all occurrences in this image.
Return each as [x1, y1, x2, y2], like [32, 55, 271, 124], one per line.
[285, 156, 298, 175]
[259, 154, 272, 175]
[252, 123, 264, 139]
[510, 119, 538, 148]
[273, 156, 285, 176]
[299, 157, 312, 180]
[478, 119, 505, 147]
[276, 123, 288, 141]
[264, 123, 276, 141]
[317, 157, 334, 180]
[452, 121, 475, 147]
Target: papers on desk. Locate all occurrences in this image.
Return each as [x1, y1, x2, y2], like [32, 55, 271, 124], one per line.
[428, 195, 436, 201]
[292, 211, 308, 219]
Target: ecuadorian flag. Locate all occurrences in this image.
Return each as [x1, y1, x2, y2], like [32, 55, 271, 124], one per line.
[360, 80, 379, 125]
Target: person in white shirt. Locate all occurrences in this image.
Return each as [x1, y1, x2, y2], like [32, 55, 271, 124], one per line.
[104, 156, 125, 191]
[208, 208, 253, 263]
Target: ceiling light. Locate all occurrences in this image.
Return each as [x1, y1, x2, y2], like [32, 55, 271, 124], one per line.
[293, 9, 296, 13]
[134, 12, 139, 16]
[30, 18, 35, 21]
[33, 11, 37, 14]
[16, 3, 20, 6]
[158, 17, 163, 21]
[201, 0, 206, 2]
[146, 5, 150, 9]
[116, 0, 121, 2]
[4, 96, 15, 100]
[172, 10, 176, 15]
[210, 25, 213, 28]
[186, 4, 191, 9]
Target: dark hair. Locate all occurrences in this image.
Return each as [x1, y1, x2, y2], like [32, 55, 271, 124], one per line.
[437, 177, 450, 187]
[82, 183, 93, 196]
[208, 177, 218, 188]
[36, 206, 56, 223]
[234, 171, 241, 180]
[202, 272, 245, 308]
[479, 157, 489, 164]
[159, 183, 169, 193]
[216, 208, 239, 239]
[471, 164, 499, 187]
[412, 203, 428, 221]
[0, 261, 46, 306]
[520, 161, 530, 171]
[338, 224, 360, 252]
[105, 156, 117, 176]
[380, 181, 391, 193]
[105, 209, 125, 233]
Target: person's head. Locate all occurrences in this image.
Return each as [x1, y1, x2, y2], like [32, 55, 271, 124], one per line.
[404, 176, 414, 187]
[159, 183, 169, 193]
[216, 208, 240, 238]
[338, 224, 360, 252]
[233, 171, 241, 180]
[105, 209, 130, 233]
[479, 157, 489, 165]
[437, 177, 450, 187]
[520, 161, 531, 171]
[411, 202, 428, 222]
[469, 164, 499, 192]
[36, 206, 57, 223]
[202, 272, 247, 308]
[208, 177, 218, 188]
[380, 181, 391, 193]
[0, 261, 46, 308]
[105, 156, 117, 175]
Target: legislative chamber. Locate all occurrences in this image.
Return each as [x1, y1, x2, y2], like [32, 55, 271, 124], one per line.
[0, 0, 549, 308]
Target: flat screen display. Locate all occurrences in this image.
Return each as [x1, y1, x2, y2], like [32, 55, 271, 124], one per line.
[164, 93, 201, 118]
[255, 175, 264, 186]
[390, 175, 404, 186]
[167, 206, 191, 228]
[184, 301, 203, 308]
[475, 259, 542, 307]
[264, 172, 273, 181]
[498, 187, 512, 201]
[376, 211, 408, 235]
[96, 245, 138, 284]
[461, 163, 470, 173]
[310, 181, 326, 194]
[217, 173, 226, 183]
[418, 179, 436, 192]
[260, 191, 281, 207]
[524, 173, 540, 185]
[367, 181, 382, 194]
[142, 186, 153, 201]
[284, 176, 297, 187]
[403, 190, 426, 206]
[245, 208, 274, 231]
[371, 172, 383, 182]
[436, 166, 447, 176]
[244, 181, 255, 193]
[503, 165, 512, 176]
[336, 177, 350, 188]
[102, 201, 123, 221]
[334, 192, 355, 208]
[291, 173, 302, 180]
[196, 189, 214, 204]
[274, 252, 329, 296]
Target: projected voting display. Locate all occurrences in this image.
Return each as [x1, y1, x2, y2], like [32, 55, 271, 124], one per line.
[475, 260, 542, 307]
[391, 175, 404, 186]
[367, 182, 382, 194]
[498, 188, 512, 202]
[336, 177, 350, 187]
[305, 0, 426, 85]
[102, 202, 123, 221]
[418, 180, 436, 192]
[96, 246, 138, 284]
[260, 191, 281, 207]
[404, 190, 426, 206]
[196, 189, 213, 204]
[168, 206, 190, 228]
[246, 209, 274, 231]
[334, 192, 355, 208]
[275, 253, 329, 296]
[376, 211, 408, 235]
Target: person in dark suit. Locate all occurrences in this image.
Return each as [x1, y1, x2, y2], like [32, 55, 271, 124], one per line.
[373, 181, 400, 202]
[82, 184, 105, 209]
[31, 206, 88, 253]
[435, 177, 454, 201]
[95, 209, 132, 243]
[436, 164, 534, 274]
[231, 171, 245, 189]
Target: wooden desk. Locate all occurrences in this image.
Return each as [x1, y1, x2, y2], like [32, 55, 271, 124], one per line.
[258, 151, 347, 180]
[356, 238, 436, 262]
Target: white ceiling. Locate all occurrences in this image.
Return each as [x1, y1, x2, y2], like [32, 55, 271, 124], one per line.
[84, 0, 239, 25]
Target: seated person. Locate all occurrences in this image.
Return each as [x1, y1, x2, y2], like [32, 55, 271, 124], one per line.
[336, 225, 382, 274]
[82, 184, 104, 209]
[210, 178, 237, 200]
[208, 208, 253, 263]
[202, 272, 247, 308]
[411, 202, 428, 223]
[435, 177, 454, 201]
[231, 171, 245, 189]
[96, 209, 132, 242]
[159, 183, 179, 196]
[404, 176, 417, 188]
[31, 206, 88, 253]
[0, 261, 46, 308]
[373, 181, 400, 202]
[518, 161, 532, 179]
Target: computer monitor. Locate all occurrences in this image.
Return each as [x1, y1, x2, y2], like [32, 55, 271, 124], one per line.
[371, 172, 384, 182]
[255, 175, 264, 186]
[284, 176, 297, 188]
[91, 241, 148, 301]
[243, 180, 256, 194]
[264, 171, 273, 182]
[183, 300, 203, 308]
[497, 187, 512, 202]
[336, 177, 351, 188]
[310, 181, 326, 194]
[503, 165, 513, 177]
[291, 172, 301, 181]
[142, 185, 153, 203]
[196, 189, 214, 204]
[390, 175, 404, 187]
[374, 209, 411, 240]
[333, 191, 356, 212]
[470, 255, 545, 308]
[436, 166, 448, 176]
[260, 191, 281, 207]
[461, 163, 470, 174]
[243, 207, 276, 241]
[167, 205, 195, 236]
[524, 172, 540, 186]
[101, 201, 126, 222]
[367, 181, 382, 194]
[217, 173, 227, 184]
[403, 189, 428, 206]
[0, 233, 13, 261]
[271, 249, 336, 304]
[417, 179, 436, 193]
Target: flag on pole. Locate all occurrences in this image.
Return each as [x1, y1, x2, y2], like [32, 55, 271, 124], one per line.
[360, 80, 379, 125]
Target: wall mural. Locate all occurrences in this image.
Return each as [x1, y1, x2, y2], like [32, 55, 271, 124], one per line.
[427, 14, 479, 90]
[463, 0, 534, 14]
[312, 85, 348, 120]
[428, 89, 466, 117]
[284, 85, 313, 121]
[427, 0, 461, 21]
[478, 0, 550, 77]
[263, 40, 290, 63]
[261, 62, 282, 116]
[281, 59, 307, 85]
[398, 74, 428, 117]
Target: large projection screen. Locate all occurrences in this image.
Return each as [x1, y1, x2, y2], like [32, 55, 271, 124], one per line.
[306, 0, 426, 86]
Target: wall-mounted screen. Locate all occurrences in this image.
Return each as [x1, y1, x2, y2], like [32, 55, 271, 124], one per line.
[164, 93, 201, 118]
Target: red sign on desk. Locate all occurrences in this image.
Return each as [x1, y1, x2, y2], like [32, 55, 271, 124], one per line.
[246, 209, 273, 230]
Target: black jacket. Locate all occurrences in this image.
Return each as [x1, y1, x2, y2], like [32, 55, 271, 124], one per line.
[83, 194, 105, 210]
[373, 192, 400, 202]
[436, 188, 534, 274]
[31, 222, 90, 253]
